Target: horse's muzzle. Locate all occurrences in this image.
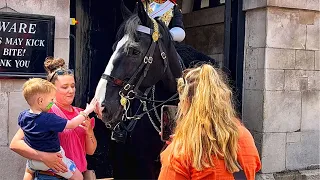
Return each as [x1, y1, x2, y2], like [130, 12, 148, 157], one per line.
[102, 103, 124, 129]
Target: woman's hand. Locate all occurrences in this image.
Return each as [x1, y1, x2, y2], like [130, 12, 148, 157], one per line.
[38, 151, 67, 173]
[10, 128, 68, 172]
[80, 117, 94, 135]
[159, 132, 175, 145]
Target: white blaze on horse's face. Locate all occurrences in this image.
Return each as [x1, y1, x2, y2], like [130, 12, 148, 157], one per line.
[94, 35, 129, 105]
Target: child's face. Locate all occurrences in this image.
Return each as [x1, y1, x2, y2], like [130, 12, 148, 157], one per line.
[38, 91, 56, 112]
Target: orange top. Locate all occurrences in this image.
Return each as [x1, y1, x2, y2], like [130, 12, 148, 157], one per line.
[158, 124, 261, 180]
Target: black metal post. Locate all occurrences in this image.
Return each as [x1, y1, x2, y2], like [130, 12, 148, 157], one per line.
[223, 0, 245, 115]
[223, 0, 231, 73]
[235, 0, 245, 115]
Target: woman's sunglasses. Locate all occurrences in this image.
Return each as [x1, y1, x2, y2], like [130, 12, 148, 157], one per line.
[49, 69, 74, 82]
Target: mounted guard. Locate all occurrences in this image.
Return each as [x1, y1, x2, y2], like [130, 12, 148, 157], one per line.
[142, 0, 186, 42]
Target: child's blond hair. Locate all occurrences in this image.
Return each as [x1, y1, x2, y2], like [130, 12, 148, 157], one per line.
[23, 78, 56, 106]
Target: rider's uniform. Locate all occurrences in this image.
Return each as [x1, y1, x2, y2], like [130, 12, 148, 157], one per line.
[143, 0, 186, 42]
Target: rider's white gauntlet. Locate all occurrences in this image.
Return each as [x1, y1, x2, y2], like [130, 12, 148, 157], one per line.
[169, 27, 186, 42]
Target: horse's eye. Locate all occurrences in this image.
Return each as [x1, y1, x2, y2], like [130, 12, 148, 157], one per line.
[130, 48, 140, 56]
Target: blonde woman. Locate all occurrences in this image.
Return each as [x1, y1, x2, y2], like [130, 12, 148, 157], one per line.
[158, 64, 261, 180]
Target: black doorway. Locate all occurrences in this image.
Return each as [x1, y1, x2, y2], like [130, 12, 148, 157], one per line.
[70, 0, 136, 178]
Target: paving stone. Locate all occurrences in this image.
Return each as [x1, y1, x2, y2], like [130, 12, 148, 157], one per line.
[256, 173, 275, 180]
[300, 169, 320, 180]
[274, 171, 302, 180]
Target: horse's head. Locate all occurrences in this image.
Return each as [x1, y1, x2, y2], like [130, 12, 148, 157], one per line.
[94, 1, 183, 128]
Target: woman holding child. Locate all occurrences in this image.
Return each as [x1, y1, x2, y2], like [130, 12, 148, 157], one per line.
[10, 57, 98, 180]
[158, 64, 261, 180]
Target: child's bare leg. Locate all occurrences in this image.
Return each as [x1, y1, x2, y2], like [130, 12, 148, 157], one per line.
[23, 168, 34, 180]
[69, 169, 83, 180]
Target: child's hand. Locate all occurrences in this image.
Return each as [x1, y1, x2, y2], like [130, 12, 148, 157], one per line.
[85, 98, 98, 113]
[94, 101, 104, 119]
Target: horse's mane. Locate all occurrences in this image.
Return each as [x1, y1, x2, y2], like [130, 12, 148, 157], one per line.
[114, 14, 172, 53]
[115, 14, 140, 50]
[175, 43, 218, 68]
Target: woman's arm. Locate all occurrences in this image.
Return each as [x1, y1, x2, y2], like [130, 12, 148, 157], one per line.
[237, 126, 262, 180]
[85, 131, 97, 155]
[10, 128, 42, 160]
[10, 128, 68, 172]
[81, 117, 97, 155]
[158, 144, 189, 180]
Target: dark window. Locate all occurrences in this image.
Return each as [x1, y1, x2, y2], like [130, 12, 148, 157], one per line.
[193, 0, 225, 11]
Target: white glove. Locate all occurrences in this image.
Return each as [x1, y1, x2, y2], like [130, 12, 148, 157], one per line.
[169, 27, 186, 42]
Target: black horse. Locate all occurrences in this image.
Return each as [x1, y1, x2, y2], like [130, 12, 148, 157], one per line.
[94, 1, 216, 179]
[94, 1, 183, 179]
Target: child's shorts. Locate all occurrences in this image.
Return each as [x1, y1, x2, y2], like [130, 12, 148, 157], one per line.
[26, 147, 77, 179]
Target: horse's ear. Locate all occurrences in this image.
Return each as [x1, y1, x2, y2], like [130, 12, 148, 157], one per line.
[137, 0, 151, 26]
[133, 2, 138, 14]
[121, 0, 132, 20]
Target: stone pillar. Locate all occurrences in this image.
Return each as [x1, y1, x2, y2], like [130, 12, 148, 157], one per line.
[242, 0, 320, 178]
[0, 1, 70, 179]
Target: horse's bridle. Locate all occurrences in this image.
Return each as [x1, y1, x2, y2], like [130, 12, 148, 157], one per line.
[101, 24, 177, 120]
